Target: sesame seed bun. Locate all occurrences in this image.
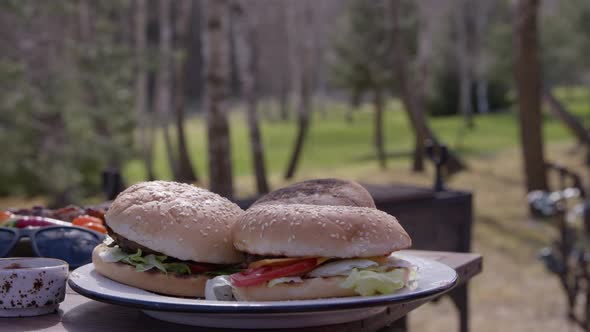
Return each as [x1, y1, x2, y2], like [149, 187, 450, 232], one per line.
[92, 244, 208, 298]
[252, 178, 376, 208]
[105, 181, 244, 264]
[232, 204, 411, 258]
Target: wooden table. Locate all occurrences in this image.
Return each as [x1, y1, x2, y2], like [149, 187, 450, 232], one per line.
[0, 250, 482, 332]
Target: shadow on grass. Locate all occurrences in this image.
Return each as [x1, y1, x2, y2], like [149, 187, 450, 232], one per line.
[478, 215, 547, 249]
[352, 150, 415, 162]
[475, 169, 523, 187]
[352, 146, 505, 165]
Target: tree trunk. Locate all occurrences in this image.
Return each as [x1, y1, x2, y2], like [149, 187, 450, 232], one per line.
[157, 0, 180, 180]
[513, 0, 547, 192]
[279, 0, 292, 123]
[173, 0, 198, 183]
[204, 0, 234, 198]
[279, 78, 290, 122]
[472, 0, 492, 115]
[185, 0, 205, 103]
[476, 80, 490, 114]
[389, 0, 426, 171]
[455, 0, 474, 128]
[233, 0, 269, 194]
[284, 1, 313, 180]
[373, 86, 386, 169]
[389, 0, 465, 175]
[134, 0, 156, 181]
[284, 85, 311, 180]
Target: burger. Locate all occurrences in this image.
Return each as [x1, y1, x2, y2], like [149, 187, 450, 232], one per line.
[251, 178, 376, 208]
[92, 181, 244, 298]
[223, 204, 414, 301]
[205, 179, 415, 301]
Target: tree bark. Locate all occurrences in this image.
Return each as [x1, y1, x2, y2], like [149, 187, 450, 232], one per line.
[284, 0, 313, 180]
[279, 77, 290, 122]
[157, 0, 180, 180]
[455, 0, 474, 128]
[472, 0, 492, 114]
[185, 1, 204, 103]
[513, 0, 547, 191]
[204, 0, 234, 198]
[389, 0, 465, 175]
[278, 1, 292, 122]
[389, 0, 426, 171]
[373, 86, 386, 169]
[134, 0, 156, 181]
[476, 80, 489, 114]
[173, 0, 198, 183]
[233, 0, 269, 194]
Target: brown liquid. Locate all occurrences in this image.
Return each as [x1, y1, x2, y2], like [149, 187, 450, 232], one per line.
[2, 263, 29, 269]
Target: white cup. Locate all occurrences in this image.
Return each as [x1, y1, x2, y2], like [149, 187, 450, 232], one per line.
[0, 257, 68, 317]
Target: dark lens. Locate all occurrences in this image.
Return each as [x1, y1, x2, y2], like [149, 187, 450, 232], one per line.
[34, 228, 101, 267]
[0, 229, 16, 257]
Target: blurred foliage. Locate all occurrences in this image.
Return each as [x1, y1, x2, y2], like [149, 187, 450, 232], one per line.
[428, 67, 512, 117]
[540, 0, 590, 86]
[0, 1, 135, 206]
[328, 0, 393, 102]
[328, 0, 423, 106]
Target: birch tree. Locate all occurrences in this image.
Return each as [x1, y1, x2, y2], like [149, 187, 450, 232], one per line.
[134, 0, 155, 180]
[232, 0, 269, 194]
[156, 0, 180, 180]
[284, 0, 314, 180]
[173, 0, 198, 183]
[389, 0, 465, 174]
[204, 0, 234, 197]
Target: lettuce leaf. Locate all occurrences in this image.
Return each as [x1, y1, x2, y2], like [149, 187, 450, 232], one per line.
[99, 246, 131, 263]
[308, 259, 378, 277]
[100, 246, 192, 275]
[163, 262, 192, 275]
[340, 268, 416, 296]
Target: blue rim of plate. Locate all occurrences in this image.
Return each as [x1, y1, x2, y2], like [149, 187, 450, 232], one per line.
[68, 256, 458, 314]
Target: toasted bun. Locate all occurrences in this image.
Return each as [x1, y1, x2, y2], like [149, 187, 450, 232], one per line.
[252, 178, 375, 208]
[233, 204, 411, 258]
[105, 181, 244, 264]
[232, 277, 356, 301]
[92, 244, 208, 297]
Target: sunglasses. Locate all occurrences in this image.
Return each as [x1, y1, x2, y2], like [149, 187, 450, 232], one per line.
[0, 226, 105, 268]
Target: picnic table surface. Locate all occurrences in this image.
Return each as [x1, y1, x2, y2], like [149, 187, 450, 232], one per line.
[0, 250, 482, 332]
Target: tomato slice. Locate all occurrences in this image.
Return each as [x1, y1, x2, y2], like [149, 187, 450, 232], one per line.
[189, 264, 213, 274]
[230, 258, 318, 287]
[73, 215, 104, 226]
[82, 222, 107, 234]
[0, 211, 13, 222]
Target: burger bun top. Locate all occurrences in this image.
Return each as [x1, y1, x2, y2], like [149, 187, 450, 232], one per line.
[232, 203, 411, 258]
[105, 181, 244, 264]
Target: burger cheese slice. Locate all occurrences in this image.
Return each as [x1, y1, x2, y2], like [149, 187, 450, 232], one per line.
[92, 181, 244, 298]
[206, 204, 415, 301]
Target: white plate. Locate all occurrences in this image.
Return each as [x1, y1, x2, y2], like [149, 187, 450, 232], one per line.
[68, 253, 457, 329]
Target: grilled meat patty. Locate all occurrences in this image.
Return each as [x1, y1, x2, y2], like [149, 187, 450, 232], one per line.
[105, 224, 163, 256]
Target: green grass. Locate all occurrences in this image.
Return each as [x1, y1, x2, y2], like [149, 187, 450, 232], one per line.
[123, 94, 590, 185]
